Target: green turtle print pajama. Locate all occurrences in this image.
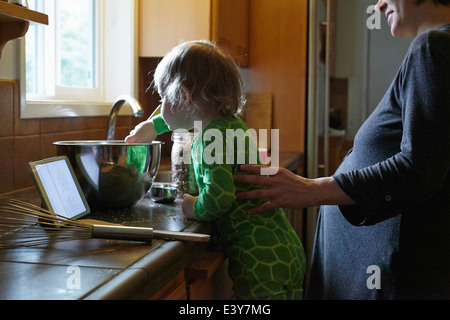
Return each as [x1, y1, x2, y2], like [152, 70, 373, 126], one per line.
[191, 115, 306, 300]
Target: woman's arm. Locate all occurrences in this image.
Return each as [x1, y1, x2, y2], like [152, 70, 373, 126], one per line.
[234, 165, 354, 215]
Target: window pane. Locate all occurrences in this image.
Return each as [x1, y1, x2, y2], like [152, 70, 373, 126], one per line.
[25, 25, 37, 94]
[25, 0, 39, 95]
[57, 0, 96, 89]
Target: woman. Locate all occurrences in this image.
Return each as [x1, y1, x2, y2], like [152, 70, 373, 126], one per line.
[234, 0, 450, 299]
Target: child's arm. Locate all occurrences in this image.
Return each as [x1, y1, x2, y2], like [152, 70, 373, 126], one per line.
[185, 127, 239, 222]
[181, 166, 235, 222]
[193, 163, 236, 222]
[125, 120, 157, 143]
[125, 106, 170, 143]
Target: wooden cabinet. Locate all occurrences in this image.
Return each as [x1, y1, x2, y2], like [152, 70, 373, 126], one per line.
[150, 251, 234, 300]
[0, 1, 48, 58]
[139, 0, 210, 57]
[138, 0, 249, 67]
[210, 0, 249, 67]
[150, 271, 188, 300]
[139, 0, 309, 153]
[185, 252, 234, 300]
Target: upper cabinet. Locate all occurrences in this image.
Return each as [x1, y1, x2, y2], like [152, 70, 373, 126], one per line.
[0, 1, 48, 58]
[139, 0, 249, 67]
[211, 0, 249, 68]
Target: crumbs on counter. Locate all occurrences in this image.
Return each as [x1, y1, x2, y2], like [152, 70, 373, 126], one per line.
[92, 206, 197, 226]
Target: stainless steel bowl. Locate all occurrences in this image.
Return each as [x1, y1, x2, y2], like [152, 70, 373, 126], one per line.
[150, 183, 178, 204]
[54, 140, 162, 209]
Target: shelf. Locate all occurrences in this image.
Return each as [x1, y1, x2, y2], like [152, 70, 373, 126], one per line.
[0, 1, 48, 24]
[0, 1, 48, 58]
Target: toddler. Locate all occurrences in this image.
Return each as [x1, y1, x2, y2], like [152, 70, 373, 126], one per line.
[126, 40, 306, 300]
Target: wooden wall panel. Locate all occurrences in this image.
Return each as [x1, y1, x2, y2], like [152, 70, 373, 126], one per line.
[242, 0, 308, 152]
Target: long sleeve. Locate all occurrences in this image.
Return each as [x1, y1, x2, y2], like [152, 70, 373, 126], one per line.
[334, 28, 450, 226]
[192, 124, 236, 222]
[191, 116, 257, 222]
[151, 114, 170, 135]
[149, 105, 170, 134]
[193, 161, 236, 222]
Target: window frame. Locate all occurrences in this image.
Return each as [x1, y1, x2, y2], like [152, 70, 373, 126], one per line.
[19, 0, 138, 119]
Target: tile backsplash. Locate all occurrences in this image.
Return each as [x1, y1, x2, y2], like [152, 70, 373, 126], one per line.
[0, 80, 142, 195]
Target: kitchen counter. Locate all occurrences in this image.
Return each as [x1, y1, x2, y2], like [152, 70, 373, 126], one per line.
[0, 189, 212, 300]
[0, 151, 303, 300]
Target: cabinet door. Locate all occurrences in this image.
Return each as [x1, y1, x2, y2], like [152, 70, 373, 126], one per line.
[139, 0, 211, 57]
[211, 0, 249, 67]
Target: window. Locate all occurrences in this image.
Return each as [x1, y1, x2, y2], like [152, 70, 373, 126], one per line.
[26, 0, 99, 99]
[20, 0, 138, 119]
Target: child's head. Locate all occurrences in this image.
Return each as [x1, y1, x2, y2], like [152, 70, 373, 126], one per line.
[153, 40, 245, 117]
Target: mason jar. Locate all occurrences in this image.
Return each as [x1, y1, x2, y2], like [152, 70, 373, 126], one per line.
[171, 131, 199, 196]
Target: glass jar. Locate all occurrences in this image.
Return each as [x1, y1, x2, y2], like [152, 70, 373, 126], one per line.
[171, 131, 198, 196]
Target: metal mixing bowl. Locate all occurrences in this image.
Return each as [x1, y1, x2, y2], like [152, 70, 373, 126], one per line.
[150, 183, 178, 204]
[54, 140, 162, 209]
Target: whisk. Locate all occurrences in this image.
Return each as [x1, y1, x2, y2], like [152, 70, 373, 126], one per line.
[0, 199, 209, 249]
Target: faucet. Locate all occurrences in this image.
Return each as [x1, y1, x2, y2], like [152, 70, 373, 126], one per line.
[107, 95, 144, 140]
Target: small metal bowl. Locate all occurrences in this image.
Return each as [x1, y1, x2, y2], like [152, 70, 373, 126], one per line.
[150, 183, 178, 204]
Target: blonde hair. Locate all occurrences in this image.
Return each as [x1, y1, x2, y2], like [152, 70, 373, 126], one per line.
[153, 40, 246, 116]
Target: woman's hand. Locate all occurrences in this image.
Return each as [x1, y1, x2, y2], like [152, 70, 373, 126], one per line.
[182, 194, 197, 219]
[125, 120, 157, 144]
[234, 165, 354, 215]
[234, 165, 317, 214]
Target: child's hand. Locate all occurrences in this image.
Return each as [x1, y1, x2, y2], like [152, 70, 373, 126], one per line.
[182, 194, 197, 220]
[125, 120, 157, 144]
